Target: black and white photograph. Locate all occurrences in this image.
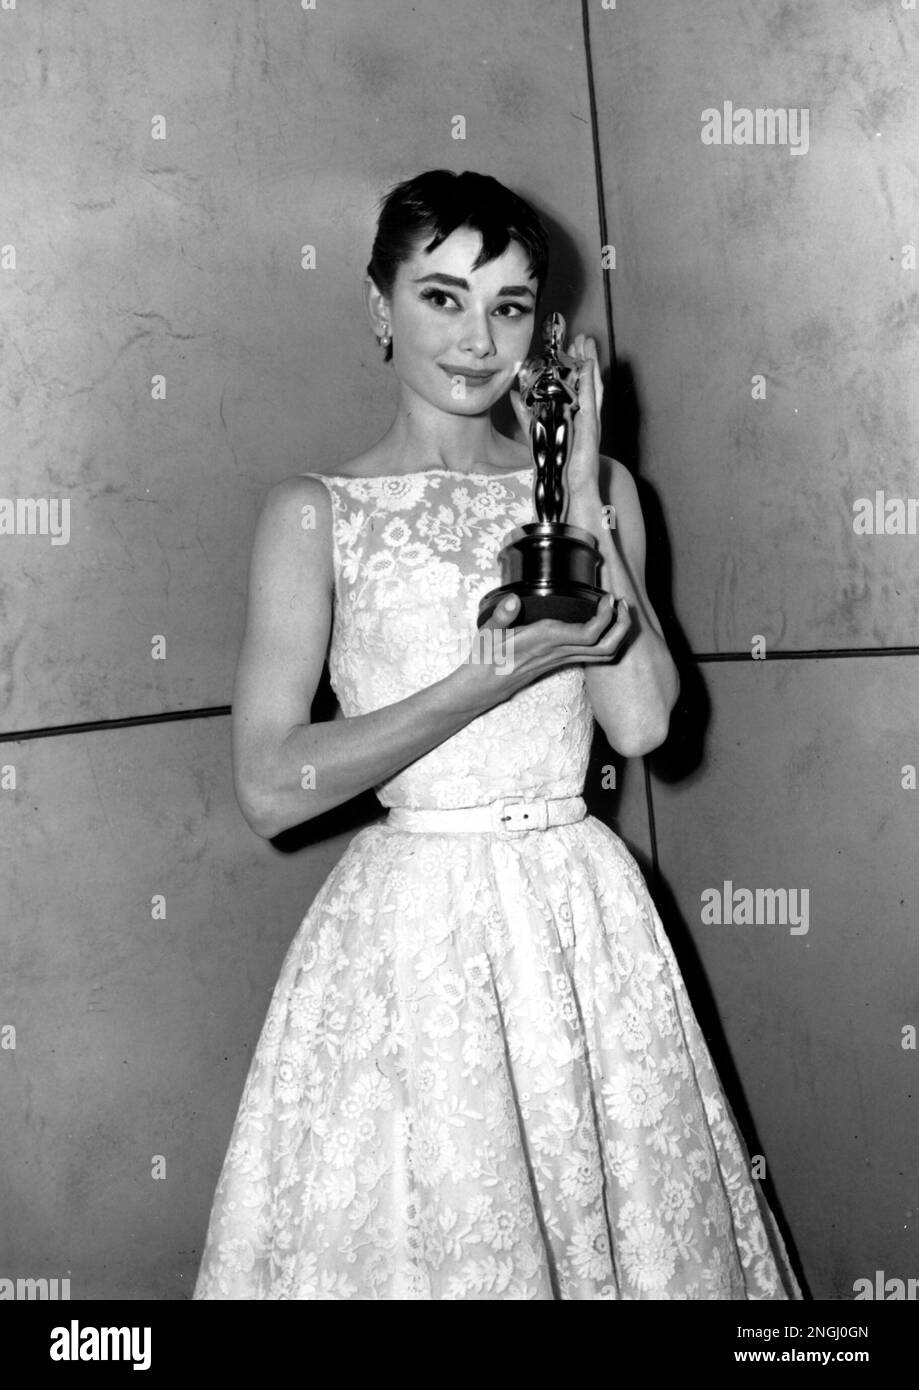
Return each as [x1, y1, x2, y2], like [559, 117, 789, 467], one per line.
[1, 0, 916, 1357]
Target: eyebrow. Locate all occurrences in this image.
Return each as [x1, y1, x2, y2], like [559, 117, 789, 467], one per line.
[412, 272, 536, 297]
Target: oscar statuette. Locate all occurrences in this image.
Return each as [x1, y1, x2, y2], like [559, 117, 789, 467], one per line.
[477, 311, 605, 628]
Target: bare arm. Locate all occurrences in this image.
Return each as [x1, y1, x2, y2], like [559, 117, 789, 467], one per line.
[566, 457, 680, 754]
[231, 476, 504, 839]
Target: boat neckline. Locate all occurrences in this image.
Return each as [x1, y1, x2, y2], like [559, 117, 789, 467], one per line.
[306, 467, 534, 481]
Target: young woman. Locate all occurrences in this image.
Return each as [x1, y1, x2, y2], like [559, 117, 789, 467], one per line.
[193, 169, 802, 1300]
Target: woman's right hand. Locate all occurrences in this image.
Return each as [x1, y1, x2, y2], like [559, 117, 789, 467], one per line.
[451, 591, 632, 715]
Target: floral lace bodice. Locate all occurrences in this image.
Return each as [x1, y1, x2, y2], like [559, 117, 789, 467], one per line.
[304, 469, 594, 811]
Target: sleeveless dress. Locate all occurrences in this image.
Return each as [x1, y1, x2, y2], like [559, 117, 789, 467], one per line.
[193, 466, 802, 1301]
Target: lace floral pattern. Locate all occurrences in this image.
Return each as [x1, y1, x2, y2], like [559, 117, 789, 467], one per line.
[193, 469, 801, 1300]
[312, 471, 593, 809]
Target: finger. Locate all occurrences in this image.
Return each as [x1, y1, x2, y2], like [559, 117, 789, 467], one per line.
[480, 593, 520, 630]
[574, 338, 602, 419]
[602, 597, 632, 640]
[577, 358, 595, 396]
[573, 596, 632, 646]
[575, 361, 595, 413]
[545, 608, 632, 665]
[508, 387, 531, 437]
[589, 594, 628, 635]
[531, 595, 623, 646]
[588, 601, 632, 656]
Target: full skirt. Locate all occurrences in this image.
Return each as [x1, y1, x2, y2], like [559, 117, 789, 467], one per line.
[193, 815, 802, 1300]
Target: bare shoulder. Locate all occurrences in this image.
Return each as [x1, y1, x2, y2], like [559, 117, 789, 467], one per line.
[253, 474, 333, 588]
[262, 473, 333, 534]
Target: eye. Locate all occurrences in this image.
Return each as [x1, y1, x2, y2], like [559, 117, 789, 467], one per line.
[418, 288, 532, 320]
[494, 302, 532, 319]
[419, 288, 457, 309]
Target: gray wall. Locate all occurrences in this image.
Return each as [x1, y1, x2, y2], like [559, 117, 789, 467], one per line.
[589, 1, 918, 1299]
[1, 0, 913, 1300]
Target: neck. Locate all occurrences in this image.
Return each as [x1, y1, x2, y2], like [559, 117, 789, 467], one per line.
[377, 385, 507, 473]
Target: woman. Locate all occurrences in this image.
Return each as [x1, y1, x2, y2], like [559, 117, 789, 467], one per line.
[193, 169, 802, 1300]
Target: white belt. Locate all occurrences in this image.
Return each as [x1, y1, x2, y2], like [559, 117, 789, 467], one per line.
[386, 795, 587, 840]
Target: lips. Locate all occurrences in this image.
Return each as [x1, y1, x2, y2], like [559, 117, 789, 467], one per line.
[440, 365, 498, 383]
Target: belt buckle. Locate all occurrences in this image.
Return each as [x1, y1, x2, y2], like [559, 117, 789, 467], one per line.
[493, 796, 549, 838]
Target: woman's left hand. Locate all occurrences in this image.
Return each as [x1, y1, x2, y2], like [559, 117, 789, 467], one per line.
[509, 331, 604, 502]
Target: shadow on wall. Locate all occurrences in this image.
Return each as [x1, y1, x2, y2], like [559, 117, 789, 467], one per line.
[599, 355, 809, 1295]
[605, 353, 713, 782]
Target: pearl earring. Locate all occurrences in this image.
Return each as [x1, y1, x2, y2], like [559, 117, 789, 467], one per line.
[379, 325, 391, 348]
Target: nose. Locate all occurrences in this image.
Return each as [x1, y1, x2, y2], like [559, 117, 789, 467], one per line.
[457, 309, 496, 359]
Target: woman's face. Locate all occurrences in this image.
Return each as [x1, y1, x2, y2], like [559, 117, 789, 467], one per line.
[386, 225, 539, 414]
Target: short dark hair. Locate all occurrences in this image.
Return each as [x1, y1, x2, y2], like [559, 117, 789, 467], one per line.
[366, 169, 550, 361]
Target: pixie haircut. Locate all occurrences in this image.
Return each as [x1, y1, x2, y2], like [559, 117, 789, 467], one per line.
[366, 169, 550, 362]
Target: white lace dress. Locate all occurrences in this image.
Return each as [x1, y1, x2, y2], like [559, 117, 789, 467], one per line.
[193, 467, 802, 1301]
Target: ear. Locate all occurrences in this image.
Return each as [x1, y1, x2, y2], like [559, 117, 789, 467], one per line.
[363, 276, 390, 337]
